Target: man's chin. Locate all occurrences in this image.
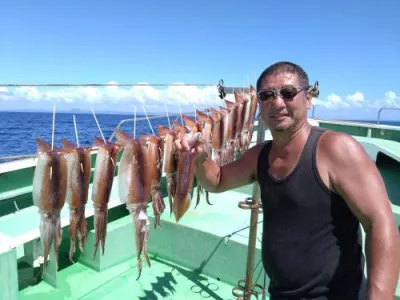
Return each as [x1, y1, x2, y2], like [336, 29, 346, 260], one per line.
[268, 121, 290, 132]
[271, 126, 288, 132]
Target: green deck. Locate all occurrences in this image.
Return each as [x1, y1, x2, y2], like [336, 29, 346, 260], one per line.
[19, 257, 236, 300]
[3, 184, 266, 300]
[1, 118, 400, 299]
[16, 186, 260, 300]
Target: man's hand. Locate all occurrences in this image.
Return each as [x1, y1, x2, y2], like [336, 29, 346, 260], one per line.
[174, 134, 210, 158]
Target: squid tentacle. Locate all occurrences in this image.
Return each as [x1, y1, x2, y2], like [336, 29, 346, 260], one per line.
[127, 203, 151, 280]
[151, 183, 165, 228]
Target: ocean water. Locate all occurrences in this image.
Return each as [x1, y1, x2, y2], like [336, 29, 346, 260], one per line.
[0, 111, 399, 162]
[0, 111, 183, 161]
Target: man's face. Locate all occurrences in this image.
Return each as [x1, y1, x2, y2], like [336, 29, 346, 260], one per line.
[258, 72, 311, 132]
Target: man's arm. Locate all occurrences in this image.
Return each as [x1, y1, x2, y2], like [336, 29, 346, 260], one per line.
[322, 132, 400, 300]
[194, 142, 265, 193]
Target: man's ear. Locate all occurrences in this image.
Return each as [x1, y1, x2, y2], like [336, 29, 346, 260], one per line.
[306, 91, 313, 109]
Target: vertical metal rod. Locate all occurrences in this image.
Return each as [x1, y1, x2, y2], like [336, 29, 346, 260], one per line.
[243, 116, 265, 299]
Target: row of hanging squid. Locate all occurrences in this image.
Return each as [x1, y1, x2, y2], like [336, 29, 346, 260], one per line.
[31, 86, 259, 280]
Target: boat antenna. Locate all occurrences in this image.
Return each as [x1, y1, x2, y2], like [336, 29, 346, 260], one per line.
[164, 104, 171, 129]
[73, 115, 80, 148]
[178, 104, 183, 126]
[91, 106, 115, 165]
[133, 106, 137, 139]
[51, 105, 55, 151]
[141, 104, 155, 135]
[91, 106, 107, 143]
[50, 104, 56, 179]
[73, 115, 84, 172]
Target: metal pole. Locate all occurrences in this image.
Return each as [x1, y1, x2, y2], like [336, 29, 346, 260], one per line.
[232, 115, 266, 299]
[245, 117, 265, 298]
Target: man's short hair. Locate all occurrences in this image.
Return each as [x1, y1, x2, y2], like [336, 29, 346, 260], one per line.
[256, 61, 310, 92]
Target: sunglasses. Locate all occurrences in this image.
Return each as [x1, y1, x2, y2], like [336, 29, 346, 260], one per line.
[257, 85, 310, 102]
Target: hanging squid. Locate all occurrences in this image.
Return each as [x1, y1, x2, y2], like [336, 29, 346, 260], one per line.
[91, 137, 120, 258]
[32, 138, 68, 276]
[115, 129, 151, 280]
[62, 138, 91, 263]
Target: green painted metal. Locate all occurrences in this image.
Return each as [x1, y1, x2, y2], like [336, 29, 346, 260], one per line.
[318, 120, 400, 142]
[0, 234, 19, 300]
[320, 122, 371, 137]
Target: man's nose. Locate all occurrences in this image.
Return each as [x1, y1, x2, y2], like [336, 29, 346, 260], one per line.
[271, 94, 286, 108]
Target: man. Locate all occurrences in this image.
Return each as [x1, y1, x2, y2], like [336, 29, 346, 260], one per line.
[176, 61, 400, 299]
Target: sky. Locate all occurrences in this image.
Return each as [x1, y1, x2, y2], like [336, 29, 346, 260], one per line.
[0, 0, 399, 120]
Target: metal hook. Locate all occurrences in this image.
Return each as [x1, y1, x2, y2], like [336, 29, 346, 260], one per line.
[310, 80, 319, 98]
[232, 279, 265, 299]
[217, 79, 226, 99]
[238, 197, 263, 212]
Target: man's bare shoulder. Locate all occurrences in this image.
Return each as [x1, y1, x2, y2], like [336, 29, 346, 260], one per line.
[318, 130, 374, 175]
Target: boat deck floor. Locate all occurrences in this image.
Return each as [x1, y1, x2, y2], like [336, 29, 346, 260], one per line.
[10, 182, 265, 299]
[18, 255, 240, 300]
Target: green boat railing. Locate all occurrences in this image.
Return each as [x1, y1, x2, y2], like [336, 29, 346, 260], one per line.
[310, 104, 400, 127]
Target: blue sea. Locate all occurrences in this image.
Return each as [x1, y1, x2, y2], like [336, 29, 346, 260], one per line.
[0, 111, 183, 161]
[0, 111, 399, 163]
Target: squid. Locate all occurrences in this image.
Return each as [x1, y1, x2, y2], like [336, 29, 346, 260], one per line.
[115, 129, 151, 280]
[185, 111, 213, 208]
[233, 91, 246, 155]
[143, 133, 165, 228]
[91, 137, 120, 258]
[218, 106, 230, 165]
[172, 121, 189, 138]
[62, 138, 91, 263]
[246, 85, 259, 150]
[195, 110, 213, 156]
[157, 125, 177, 217]
[224, 100, 238, 164]
[32, 138, 68, 276]
[209, 108, 223, 165]
[182, 114, 202, 133]
[239, 92, 251, 154]
[173, 132, 203, 222]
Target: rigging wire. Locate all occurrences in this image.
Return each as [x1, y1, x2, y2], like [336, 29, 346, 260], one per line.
[0, 82, 219, 87]
[0, 79, 231, 99]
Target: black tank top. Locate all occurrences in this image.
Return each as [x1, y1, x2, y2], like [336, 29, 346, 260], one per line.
[257, 126, 366, 299]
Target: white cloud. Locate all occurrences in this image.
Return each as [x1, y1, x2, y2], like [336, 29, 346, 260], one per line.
[0, 81, 226, 113]
[383, 91, 398, 104]
[1, 81, 399, 114]
[346, 92, 364, 107]
[313, 90, 399, 110]
[314, 93, 348, 109]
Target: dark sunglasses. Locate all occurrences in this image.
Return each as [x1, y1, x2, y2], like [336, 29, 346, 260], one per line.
[257, 85, 310, 102]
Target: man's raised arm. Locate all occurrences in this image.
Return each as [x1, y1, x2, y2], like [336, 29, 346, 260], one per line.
[194, 143, 265, 193]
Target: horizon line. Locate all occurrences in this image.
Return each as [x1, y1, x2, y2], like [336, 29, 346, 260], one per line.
[0, 109, 399, 122]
